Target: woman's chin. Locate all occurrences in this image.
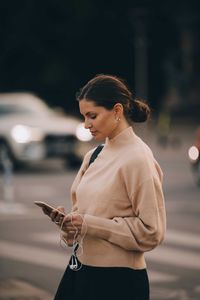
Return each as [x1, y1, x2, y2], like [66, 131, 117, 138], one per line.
[93, 136, 101, 141]
[93, 133, 104, 141]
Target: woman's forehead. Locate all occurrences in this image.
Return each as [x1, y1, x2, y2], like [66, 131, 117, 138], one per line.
[79, 99, 102, 114]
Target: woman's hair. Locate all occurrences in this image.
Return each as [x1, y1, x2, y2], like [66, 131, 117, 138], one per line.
[76, 74, 150, 123]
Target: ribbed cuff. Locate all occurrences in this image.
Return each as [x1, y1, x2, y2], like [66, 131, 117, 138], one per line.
[82, 214, 112, 240]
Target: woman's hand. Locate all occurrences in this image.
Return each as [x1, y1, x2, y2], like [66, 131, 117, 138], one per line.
[49, 206, 65, 227]
[61, 214, 84, 246]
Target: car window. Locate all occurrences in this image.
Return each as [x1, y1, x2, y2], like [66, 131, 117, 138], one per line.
[0, 104, 38, 116]
[0, 104, 52, 117]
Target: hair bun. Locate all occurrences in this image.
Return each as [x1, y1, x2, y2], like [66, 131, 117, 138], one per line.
[129, 99, 150, 123]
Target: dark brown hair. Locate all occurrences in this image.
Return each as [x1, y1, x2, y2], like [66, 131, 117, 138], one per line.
[76, 74, 150, 123]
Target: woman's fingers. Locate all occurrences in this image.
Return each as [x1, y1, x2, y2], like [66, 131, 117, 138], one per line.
[49, 206, 65, 223]
[49, 209, 58, 222]
[61, 231, 77, 247]
[61, 223, 81, 235]
[50, 209, 65, 225]
[57, 206, 65, 214]
[42, 207, 51, 216]
[68, 230, 78, 236]
[55, 207, 65, 224]
[60, 213, 83, 234]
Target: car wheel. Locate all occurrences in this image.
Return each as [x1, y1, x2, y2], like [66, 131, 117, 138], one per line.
[0, 143, 14, 171]
[195, 162, 200, 187]
[65, 155, 82, 169]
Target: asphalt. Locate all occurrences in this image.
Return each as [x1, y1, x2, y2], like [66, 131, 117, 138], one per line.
[0, 120, 198, 300]
[0, 278, 52, 300]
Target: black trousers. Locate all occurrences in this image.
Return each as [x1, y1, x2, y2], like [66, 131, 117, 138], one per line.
[54, 258, 149, 300]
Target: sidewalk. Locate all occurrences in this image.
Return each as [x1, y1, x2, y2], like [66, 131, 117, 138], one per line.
[0, 120, 198, 300]
[134, 121, 197, 161]
[0, 278, 52, 300]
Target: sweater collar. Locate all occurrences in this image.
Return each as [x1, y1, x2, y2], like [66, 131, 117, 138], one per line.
[105, 126, 137, 147]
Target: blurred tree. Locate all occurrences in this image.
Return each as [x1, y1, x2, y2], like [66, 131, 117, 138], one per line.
[0, 0, 199, 118]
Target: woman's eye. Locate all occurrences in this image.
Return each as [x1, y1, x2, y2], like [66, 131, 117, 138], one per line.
[90, 115, 96, 119]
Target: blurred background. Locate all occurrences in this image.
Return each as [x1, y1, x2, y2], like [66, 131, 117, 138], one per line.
[0, 0, 200, 299]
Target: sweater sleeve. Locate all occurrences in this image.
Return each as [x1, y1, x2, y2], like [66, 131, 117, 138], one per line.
[70, 148, 94, 212]
[83, 177, 166, 252]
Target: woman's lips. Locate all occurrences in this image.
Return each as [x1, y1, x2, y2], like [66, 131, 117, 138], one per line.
[90, 131, 97, 135]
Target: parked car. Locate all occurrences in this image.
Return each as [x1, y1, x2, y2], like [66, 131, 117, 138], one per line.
[188, 126, 200, 186]
[0, 92, 93, 169]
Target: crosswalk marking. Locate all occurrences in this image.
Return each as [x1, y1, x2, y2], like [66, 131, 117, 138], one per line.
[0, 209, 48, 220]
[32, 230, 200, 270]
[31, 232, 59, 244]
[32, 229, 200, 250]
[148, 270, 178, 283]
[166, 229, 200, 248]
[1, 228, 200, 286]
[0, 240, 69, 270]
[0, 239, 176, 283]
[146, 245, 200, 269]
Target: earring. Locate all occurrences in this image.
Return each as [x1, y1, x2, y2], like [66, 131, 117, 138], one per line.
[115, 117, 120, 122]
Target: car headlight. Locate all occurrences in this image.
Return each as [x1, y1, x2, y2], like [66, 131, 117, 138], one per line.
[188, 146, 199, 162]
[11, 125, 43, 144]
[76, 123, 92, 142]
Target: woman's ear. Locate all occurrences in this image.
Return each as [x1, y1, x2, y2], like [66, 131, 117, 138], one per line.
[113, 103, 123, 118]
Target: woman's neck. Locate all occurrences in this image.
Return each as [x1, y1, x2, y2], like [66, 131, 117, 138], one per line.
[108, 119, 130, 140]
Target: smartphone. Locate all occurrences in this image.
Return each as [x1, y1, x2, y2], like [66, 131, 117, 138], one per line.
[34, 201, 65, 217]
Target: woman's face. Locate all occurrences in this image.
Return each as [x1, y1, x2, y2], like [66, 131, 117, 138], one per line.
[79, 99, 120, 140]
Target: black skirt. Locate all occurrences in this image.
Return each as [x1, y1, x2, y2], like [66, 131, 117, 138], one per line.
[54, 257, 149, 300]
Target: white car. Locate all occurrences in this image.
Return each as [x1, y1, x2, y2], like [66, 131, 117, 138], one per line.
[0, 93, 93, 169]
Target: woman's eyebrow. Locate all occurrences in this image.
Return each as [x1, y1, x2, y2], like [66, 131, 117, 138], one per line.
[87, 111, 96, 115]
[81, 111, 96, 116]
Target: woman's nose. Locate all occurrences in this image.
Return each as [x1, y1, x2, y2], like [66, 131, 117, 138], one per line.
[84, 119, 92, 129]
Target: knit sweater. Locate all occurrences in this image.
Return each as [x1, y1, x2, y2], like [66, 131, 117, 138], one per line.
[70, 126, 166, 270]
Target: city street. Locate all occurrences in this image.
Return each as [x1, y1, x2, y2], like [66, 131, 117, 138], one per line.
[0, 125, 200, 300]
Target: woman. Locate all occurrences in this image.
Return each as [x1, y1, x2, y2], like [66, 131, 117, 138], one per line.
[51, 74, 166, 300]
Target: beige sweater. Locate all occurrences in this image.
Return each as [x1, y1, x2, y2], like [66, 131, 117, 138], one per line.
[70, 126, 166, 269]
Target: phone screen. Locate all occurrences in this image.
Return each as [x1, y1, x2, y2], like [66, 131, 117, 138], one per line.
[34, 201, 65, 217]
